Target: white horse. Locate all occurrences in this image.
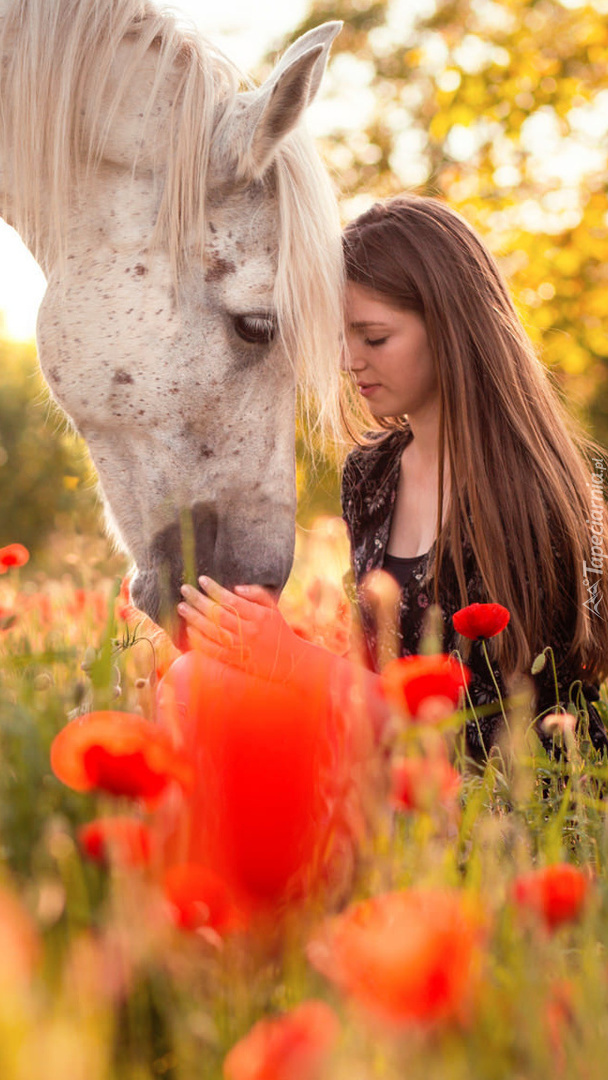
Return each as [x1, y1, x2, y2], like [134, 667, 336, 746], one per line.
[0, 0, 343, 632]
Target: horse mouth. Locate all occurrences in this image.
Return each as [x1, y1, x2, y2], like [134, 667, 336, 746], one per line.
[129, 504, 292, 642]
[128, 505, 220, 629]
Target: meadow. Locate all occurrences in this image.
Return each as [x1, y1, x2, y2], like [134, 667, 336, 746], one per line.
[0, 520, 608, 1080]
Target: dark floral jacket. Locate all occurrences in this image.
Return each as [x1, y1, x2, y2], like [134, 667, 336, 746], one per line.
[341, 426, 608, 759]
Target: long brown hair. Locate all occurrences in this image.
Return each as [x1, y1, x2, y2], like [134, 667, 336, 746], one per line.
[341, 195, 608, 685]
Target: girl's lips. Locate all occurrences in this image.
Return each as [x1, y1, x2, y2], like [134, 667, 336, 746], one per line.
[358, 383, 381, 397]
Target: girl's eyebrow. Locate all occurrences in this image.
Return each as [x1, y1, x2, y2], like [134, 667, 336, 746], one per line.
[349, 320, 391, 329]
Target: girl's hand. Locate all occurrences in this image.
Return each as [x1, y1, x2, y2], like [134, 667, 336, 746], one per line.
[176, 576, 391, 745]
[177, 576, 304, 683]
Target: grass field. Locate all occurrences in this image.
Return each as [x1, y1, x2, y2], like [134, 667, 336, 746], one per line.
[1, 521, 607, 1080]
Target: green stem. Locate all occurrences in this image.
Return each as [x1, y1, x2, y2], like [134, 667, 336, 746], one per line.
[451, 648, 488, 765]
[481, 637, 511, 736]
[544, 645, 560, 709]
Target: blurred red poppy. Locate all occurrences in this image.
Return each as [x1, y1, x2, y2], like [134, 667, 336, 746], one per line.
[512, 864, 591, 930]
[164, 864, 247, 935]
[71, 588, 87, 617]
[78, 816, 153, 867]
[29, 592, 53, 625]
[156, 647, 378, 915]
[115, 574, 134, 622]
[51, 711, 193, 803]
[381, 655, 470, 720]
[223, 1000, 340, 1080]
[0, 543, 29, 573]
[452, 603, 510, 640]
[0, 884, 40, 988]
[41, 593, 53, 623]
[545, 978, 576, 1073]
[391, 755, 461, 813]
[308, 889, 486, 1028]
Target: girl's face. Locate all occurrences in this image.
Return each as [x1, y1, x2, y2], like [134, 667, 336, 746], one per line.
[343, 282, 437, 418]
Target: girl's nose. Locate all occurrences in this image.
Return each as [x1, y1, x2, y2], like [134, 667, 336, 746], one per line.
[340, 337, 364, 373]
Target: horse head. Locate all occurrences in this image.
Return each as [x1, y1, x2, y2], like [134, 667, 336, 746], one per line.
[0, 1, 343, 635]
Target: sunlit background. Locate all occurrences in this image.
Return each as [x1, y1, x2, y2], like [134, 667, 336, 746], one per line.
[2, 0, 608, 558]
[4, 0, 605, 338]
[3, 0, 608, 340]
[1, 11, 608, 1079]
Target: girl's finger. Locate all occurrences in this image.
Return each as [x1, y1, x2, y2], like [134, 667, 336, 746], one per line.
[233, 584, 277, 610]
[198, 576, 258, 621]
[177, 602, 234, 647]
[179, 585, 242, 634]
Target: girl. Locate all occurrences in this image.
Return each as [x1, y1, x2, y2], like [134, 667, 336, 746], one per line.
[179, 195, 608, 760]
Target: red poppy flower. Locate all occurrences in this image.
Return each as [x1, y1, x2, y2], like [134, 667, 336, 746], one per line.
[381, 655, 470, 720]
[308, 889, 486, 1028]
[223, 1000, 340, 1080]
[391, 755, 461, 813]
[50, 711, 193, 802]
[156, 647, 377, 913]
[452, 603, 510, 640]
[164, 864, 247, 935]
[512, 864, 591, 930]
[0, 543, 29, 573]
[78, 817, 153, 867]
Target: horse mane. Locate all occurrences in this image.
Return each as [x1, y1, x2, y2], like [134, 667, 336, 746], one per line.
[0, 0, 343, 445]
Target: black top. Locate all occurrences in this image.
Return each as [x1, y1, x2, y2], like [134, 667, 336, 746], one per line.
[383, 551, 429, 590]
[341, 425, 608, 759]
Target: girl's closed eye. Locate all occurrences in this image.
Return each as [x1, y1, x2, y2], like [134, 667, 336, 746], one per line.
[366, 336, 388, 347]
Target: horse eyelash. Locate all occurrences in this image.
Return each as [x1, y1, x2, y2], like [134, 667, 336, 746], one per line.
[234, 314, 276, 345]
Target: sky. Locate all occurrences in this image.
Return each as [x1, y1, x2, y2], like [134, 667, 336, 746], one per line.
[0, 0, 311, 340]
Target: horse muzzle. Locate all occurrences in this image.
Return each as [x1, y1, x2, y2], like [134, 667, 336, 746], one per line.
[129, 500, 294, 638]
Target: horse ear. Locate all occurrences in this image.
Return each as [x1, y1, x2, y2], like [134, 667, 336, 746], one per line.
[268, 21, 343, 106]
[240, 21, 342, 179]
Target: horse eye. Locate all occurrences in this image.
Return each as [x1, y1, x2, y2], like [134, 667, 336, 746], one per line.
[234, 314, 276, 345]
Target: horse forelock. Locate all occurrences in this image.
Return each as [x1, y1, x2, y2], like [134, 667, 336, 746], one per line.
[0, 0, 344, 446]
[0, 0, 242, 261]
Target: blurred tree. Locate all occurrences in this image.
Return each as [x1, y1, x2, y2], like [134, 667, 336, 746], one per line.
[0, 338, 103, 562]
[5, 2, 608, 544]
[274, 0, 608, 453]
